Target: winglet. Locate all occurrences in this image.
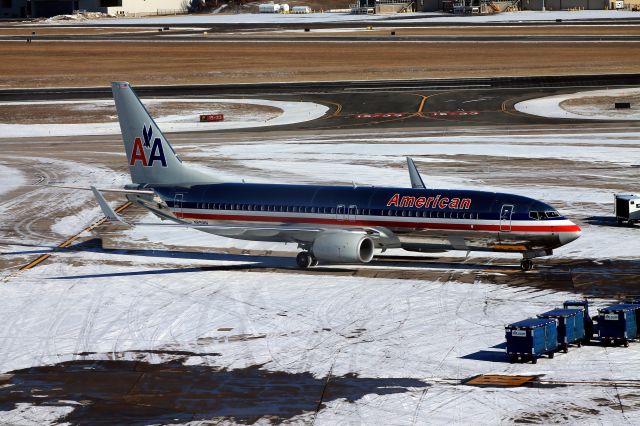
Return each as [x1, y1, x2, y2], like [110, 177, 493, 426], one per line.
[406, 157, 426, 189]
[91, 186, 129, 225]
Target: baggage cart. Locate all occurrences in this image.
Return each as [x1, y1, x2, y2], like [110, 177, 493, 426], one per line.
[563, 300, 594, 341]
[505, 318, 558, 364]
[597, 304, 640, 346]
[538, 308, 585, 352]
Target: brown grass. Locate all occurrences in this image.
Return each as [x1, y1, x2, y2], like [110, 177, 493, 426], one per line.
[1, 41, 639, 88]
[0, 27, 162, 36]
[0, 101, 281, 123]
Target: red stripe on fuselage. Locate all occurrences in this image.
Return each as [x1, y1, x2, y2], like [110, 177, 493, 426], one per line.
[175, 211, 581, 233]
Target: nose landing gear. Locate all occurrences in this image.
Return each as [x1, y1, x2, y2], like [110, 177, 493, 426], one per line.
[296, 251, 318, 268]
[520, 258, 533, 271]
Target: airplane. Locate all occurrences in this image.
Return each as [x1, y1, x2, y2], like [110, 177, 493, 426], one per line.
[92, 81, 581, 272]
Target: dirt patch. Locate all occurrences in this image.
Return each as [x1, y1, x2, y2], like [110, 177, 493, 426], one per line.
[1, 41, 640, 88]
[0, 27, 161, 36]
[0, 102, 282, 124]
[560, 93, 640, 117]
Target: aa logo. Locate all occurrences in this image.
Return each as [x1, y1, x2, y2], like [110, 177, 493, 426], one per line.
[129, 125, 167, 167]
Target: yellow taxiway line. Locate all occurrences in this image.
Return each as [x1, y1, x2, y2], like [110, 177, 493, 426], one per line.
[16, 202, 132, 273]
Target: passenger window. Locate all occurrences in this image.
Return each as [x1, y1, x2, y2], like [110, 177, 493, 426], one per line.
[331, 208, 335, 214]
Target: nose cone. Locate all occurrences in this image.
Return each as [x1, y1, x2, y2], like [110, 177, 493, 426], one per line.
[559, 222, 582, 246]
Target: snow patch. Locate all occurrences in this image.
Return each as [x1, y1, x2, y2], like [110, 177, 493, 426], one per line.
[67, 10, 640, 26]
[0, 163, 26, 198]
[0, 98, 328, 138]
[515, 87, 640, 120]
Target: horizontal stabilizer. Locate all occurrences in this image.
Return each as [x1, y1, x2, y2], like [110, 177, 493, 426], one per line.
[91, 186, 130, 226]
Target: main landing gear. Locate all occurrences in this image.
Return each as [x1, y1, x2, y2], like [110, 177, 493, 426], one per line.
[520, 258, 534, 271]
[296, 251, 318, 268]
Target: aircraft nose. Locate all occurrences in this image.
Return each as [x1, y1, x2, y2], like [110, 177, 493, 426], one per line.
[559, 222, 581, 245]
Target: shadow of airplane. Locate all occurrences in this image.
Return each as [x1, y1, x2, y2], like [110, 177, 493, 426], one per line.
[43, 238, 560, 281]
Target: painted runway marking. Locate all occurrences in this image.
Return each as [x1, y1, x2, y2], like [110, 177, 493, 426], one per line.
[351, 112, 409, 119]
[11, 202, 132, 277]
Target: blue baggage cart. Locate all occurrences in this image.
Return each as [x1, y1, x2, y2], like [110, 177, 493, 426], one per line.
[538, 309, 586, 352]
[597, 304, 640, 347]
[563, 300, 594, 341]
[505, 318, 558, 364]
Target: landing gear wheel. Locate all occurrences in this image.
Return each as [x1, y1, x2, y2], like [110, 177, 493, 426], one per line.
[296, 252, 313, 268]
[549, 352, 554, 359]
[520, 259, 533, 271]
[532, 357, 538, 364]
[310, 257, 319, 267]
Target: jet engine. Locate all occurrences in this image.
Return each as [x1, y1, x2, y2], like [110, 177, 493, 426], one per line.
[311, 231, 375, 264]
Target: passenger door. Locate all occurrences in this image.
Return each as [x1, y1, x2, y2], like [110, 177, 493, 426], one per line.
[336, 204, 346, 221]
[499, 204, 514, 232]
[174, 193, 184, 218]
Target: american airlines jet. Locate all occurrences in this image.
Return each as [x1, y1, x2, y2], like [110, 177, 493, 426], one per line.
[93, 82, 581, 271]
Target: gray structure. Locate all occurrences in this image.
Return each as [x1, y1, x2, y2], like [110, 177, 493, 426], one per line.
[1, 0, 185, 18]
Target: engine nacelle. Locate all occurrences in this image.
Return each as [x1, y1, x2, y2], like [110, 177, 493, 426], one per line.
[311, 231, 375, 264]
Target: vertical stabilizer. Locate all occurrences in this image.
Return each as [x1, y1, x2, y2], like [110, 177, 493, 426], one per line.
[111, 81, 217, 185]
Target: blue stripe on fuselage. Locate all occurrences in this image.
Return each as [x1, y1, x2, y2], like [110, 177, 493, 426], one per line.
[151, 182, 564, 221]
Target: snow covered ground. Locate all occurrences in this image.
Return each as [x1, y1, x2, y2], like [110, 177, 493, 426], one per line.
[65, 10, 640, 26]
[2, 90, 640, 422]
[1, 253, 639, 424]
[515, 87, 640, 121]
[0, 98, 328, 138]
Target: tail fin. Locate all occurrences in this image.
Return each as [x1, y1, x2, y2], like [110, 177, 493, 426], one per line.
[111, 81, 217, 186]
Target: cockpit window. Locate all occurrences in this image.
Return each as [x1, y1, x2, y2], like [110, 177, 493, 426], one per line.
[530, 210, 560, 220]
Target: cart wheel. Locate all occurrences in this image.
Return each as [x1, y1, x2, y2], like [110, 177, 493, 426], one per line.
[509, 356, 514, 364]
[577, 341, 582, 348]
[563, 345, 568, 354]
[549, 352, 554, 359]
[532, 357, 538, 364]
[624, 340, 629, 348]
